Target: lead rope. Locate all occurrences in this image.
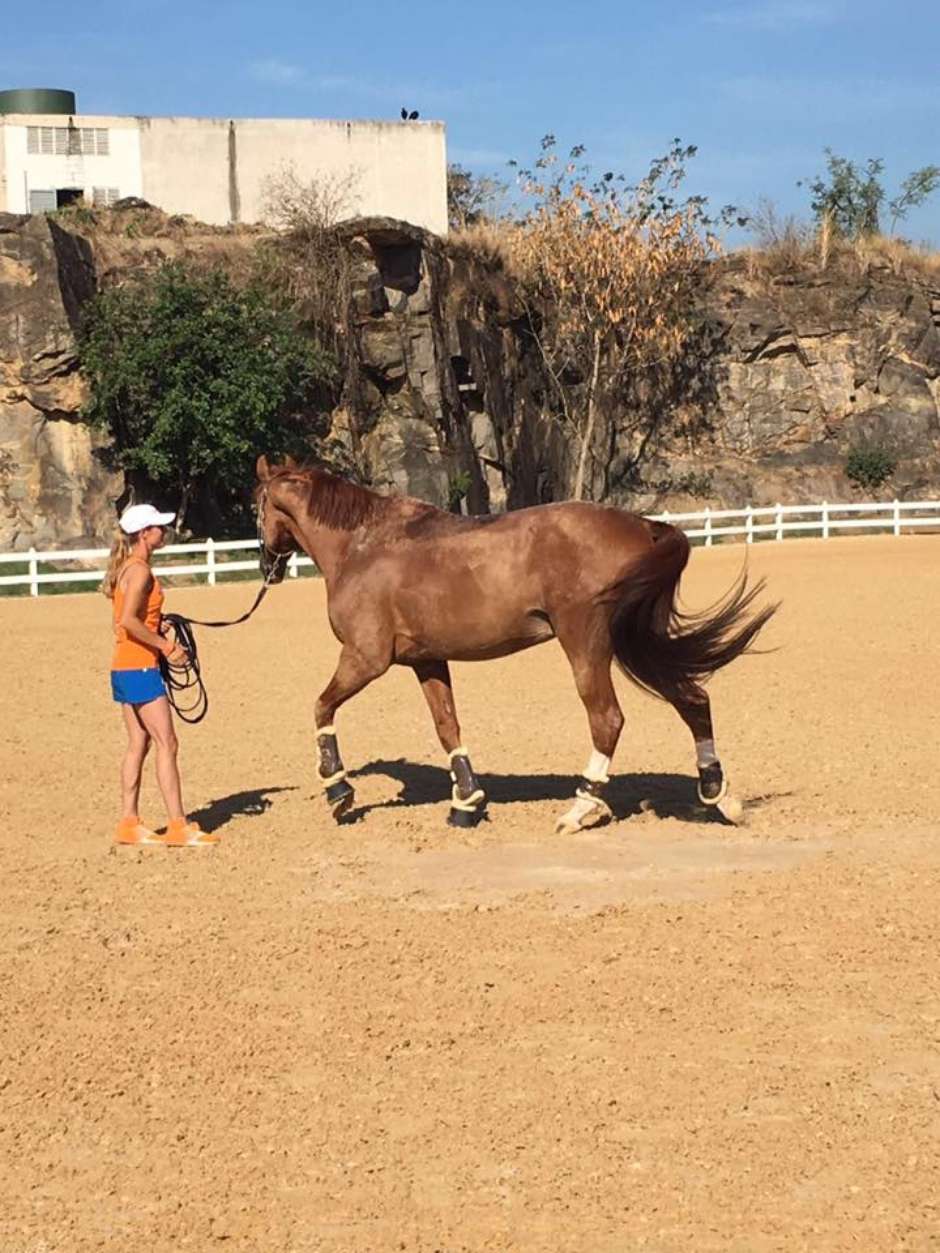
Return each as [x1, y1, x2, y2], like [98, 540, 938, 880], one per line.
[158, 551, 289, 724]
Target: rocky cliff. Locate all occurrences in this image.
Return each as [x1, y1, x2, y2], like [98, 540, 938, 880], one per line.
[2, 208, 939, 551]
[0, 214, 120, 550]
[337, 220, 940, 515]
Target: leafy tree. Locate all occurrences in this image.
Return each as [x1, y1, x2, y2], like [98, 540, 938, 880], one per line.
[80, 262, 336, 532]
[508, 137, 732, 500]
[888, 166, 940, 233]
[801, 149, 940, 238]
[447, 163, 508, 229]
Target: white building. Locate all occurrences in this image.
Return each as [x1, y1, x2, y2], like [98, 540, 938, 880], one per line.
[0, 89, 448, 235]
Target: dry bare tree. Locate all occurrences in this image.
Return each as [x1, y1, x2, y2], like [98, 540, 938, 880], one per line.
[509, 139, 725, 500]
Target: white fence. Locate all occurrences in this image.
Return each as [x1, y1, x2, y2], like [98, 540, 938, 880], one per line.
[1, 499, 939, 597]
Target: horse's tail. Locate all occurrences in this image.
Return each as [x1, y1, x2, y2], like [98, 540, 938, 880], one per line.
[608, 522, 778, 697]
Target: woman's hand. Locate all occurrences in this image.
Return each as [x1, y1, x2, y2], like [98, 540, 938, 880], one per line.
[161, 638, 187, 666]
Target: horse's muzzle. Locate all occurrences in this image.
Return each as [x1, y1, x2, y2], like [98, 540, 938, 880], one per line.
[259, 550, 288, 584]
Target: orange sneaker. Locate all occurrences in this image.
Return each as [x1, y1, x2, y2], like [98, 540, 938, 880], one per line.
[164, 820, 219, 848]
[114, 819, 164, 846]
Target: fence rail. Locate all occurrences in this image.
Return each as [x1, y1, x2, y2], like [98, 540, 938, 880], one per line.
[2, 499, 939, 596]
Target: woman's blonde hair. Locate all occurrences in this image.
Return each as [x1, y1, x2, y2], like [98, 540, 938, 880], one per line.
[100, 528, 135, 598]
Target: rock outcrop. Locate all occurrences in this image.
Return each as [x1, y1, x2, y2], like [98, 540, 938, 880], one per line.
[0, 213, 121, 551]
[338, 221, 940, 514]
[2, 208, 939, 551]
[635, 257, 940, 510]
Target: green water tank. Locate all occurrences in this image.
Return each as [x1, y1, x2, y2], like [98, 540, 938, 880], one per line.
[0, 88, 77, 116]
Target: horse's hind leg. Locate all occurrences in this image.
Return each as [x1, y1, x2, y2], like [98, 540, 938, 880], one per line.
[315, 645, 389, 821]
[555, 626, 624, 835]
[665, 680, 743, 822]
[413, 661, 486, 828]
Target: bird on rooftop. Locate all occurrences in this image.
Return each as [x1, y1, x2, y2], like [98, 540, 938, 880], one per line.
[401, 107, 408, 120]
[409, 110, 419, 120]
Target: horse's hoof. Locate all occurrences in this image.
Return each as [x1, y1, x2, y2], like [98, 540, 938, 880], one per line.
[555, 796, 612, 835]
[717, 794, 745, 825]
[448, 805, 486, 828]
[326, 778, 355, 822]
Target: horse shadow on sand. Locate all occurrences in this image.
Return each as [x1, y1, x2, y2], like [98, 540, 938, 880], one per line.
[351, 760, 783, 827]
[189, 786, 296, 833]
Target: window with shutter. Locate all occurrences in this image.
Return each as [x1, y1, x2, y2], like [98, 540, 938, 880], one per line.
[29, 189, 57, 214]
[23, 125, 111, 157]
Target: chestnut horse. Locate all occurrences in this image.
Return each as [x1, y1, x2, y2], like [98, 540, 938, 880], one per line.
[254, 455, 776, 832]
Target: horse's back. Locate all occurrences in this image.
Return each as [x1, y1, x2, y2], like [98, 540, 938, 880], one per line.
[334, 499, 659, 664]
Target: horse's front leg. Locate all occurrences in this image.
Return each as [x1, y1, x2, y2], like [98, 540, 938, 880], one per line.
[413, 661, 487, 827]
[315, 645, 388, 821]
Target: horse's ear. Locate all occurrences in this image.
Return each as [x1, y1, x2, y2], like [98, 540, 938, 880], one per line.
[256, 454, 272, 482]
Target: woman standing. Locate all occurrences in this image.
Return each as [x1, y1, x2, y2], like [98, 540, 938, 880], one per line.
[102, 503, 219, 847]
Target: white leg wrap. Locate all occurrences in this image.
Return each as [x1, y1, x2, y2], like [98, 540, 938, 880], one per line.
[584, 750, 611, 785]
[317, 725, 336, 738]
[696, 738, 719, 768]
[321, 769, 347, 788]
[448, 746, 485, 812]
[451, 784, 486, 812]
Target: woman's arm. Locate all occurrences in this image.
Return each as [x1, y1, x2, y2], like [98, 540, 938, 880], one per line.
[118, 564, 176, 658]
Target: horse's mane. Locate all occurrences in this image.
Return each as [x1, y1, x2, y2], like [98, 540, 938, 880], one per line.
[269, 466, 385, 531]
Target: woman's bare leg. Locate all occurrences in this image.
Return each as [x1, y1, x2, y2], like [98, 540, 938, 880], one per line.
[120, 704, 151, 819]
[137, 696, 185, 822]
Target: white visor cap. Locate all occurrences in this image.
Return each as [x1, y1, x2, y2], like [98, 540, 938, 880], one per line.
[118, 503, 176, 535]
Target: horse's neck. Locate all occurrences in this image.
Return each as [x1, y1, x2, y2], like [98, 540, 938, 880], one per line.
[294, 521, 351, 584]
[290, 486, 411, 582]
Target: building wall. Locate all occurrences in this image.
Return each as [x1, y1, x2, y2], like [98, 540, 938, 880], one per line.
[0, 115, 142, 214]
[0, 113, 448, 234]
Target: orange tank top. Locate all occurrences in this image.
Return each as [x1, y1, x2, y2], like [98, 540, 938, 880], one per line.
[112, 557, 165, 670]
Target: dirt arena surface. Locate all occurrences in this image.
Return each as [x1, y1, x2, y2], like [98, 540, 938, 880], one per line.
[2, 534, 939, 1252]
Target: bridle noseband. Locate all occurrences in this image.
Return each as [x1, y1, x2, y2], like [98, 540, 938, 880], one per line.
[256, 486, 292, 585]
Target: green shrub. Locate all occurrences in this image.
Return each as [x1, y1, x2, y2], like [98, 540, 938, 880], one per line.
[845, 443, 896, 490]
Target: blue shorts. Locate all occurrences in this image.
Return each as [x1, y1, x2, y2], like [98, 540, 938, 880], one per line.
[110, 668, 166, 705]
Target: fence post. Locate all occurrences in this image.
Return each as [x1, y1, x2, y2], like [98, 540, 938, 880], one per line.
[206, 537, 217, 587]
[893, 499, 901, 537]
[289, 551, 299, 578]
[775, 504, 783, 542]
[822, 501, 829, 540]
[704, 508, 713, 548]
[28, 547, 39, 597]
[746, 506, 754, 545]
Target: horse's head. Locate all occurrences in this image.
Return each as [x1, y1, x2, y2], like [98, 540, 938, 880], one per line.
[255, 454, 298, 584]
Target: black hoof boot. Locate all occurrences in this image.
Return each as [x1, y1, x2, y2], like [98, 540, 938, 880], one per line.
[448, 805, 486, 828]
[326, 778, 355, 821]
[697, 762, 727, 805]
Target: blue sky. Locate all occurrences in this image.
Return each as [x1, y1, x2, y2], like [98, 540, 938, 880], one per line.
[8, 0, 940, 243]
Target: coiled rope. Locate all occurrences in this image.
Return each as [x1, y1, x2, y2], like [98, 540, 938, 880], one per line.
[157, 569, 283, 724]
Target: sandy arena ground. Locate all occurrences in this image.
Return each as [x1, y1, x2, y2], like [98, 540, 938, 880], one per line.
[1, 534, 939, 1252]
